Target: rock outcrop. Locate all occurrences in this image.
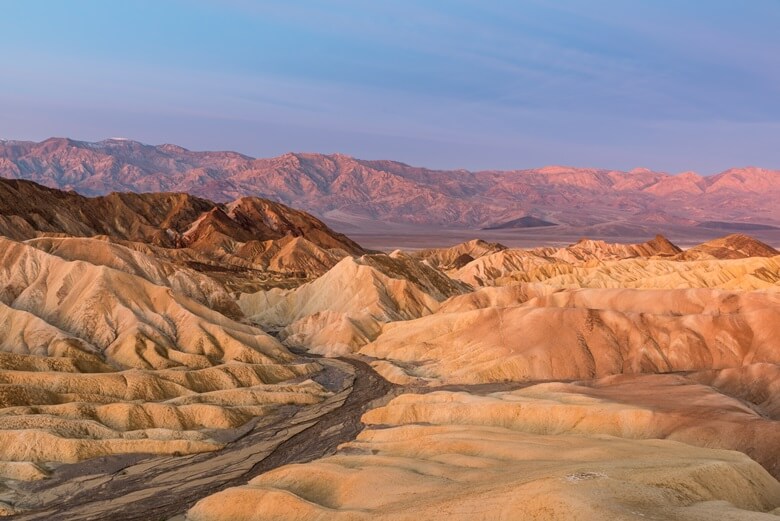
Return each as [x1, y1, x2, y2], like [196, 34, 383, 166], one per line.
[363, 287, 780, 385]
[0, 237, 328, 469]
[188, 382, 780, 521]
[239, 253, 469, 355]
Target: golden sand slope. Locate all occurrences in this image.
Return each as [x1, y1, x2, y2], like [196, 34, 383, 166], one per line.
[449, 247, 560, 286]
[414, 239, 507, 270]
[438, 234, 780, 288]
[363, 287, 780, 384]
[188, 381, 780, 521]
[0, 237, 289, 369]
[0, 237, 328, 469]
[239, 253, 468, 356]
[234, 236, 344, 275]
[433, 235, 678, 286]
[499, 255, 780, 290]
[362, 373, 779, 478]
[25, 236, 240, 317]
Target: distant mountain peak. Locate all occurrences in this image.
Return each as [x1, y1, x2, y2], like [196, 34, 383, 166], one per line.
[157, 143, 189, 153]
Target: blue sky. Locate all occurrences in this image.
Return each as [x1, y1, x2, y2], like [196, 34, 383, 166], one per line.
[1, 0, 778, 172]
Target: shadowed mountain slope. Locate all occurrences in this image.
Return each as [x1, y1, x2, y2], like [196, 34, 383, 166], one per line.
[0, 178, 363, 254]
[0, 178, 365, 288]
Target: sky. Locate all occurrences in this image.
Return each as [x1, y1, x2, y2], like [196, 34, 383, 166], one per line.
[1, 0, 779, 173]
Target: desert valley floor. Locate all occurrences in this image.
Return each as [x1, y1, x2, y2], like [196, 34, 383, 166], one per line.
[0, 178, 778, 520]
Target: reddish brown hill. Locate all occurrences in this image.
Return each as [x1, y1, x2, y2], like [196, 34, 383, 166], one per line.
[678, 234, 780, 260]
[0, 177, 364, 255]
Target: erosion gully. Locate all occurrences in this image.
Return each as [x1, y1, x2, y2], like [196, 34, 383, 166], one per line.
[7, 354, 533, 521]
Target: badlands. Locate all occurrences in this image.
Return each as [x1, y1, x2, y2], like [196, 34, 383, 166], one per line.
[0, 178, 777, 519]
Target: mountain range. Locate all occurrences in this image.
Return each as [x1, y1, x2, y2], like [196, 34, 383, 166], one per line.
[1, 138, 779, 245]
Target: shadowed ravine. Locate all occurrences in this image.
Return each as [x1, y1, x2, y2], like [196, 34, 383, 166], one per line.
[6, 357, 390, 521]
[6, 352, 541, 521]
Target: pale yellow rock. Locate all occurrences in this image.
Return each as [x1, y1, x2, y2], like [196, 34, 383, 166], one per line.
[441, 236, 780, 289]
[188, 388, 780, 521]
[451, 247, 558, 286]
[239, 254, 466, 355]
[235, 235, 344, 275]
[0, 429, 220, 464]
[364, 376, 780, 478]
[437, 282, 559, 313]
[498, 256, 780, 290]
[369, 360, 429, 386]
[0, 237, 289, 370]
[0, 237, 329, 465]
[0, 461, 49, 481]
[25, 236, 239, 316]
[414, 238, 506, 270]
[362, 287, 780, 384]
[445, 236, 682, 287]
